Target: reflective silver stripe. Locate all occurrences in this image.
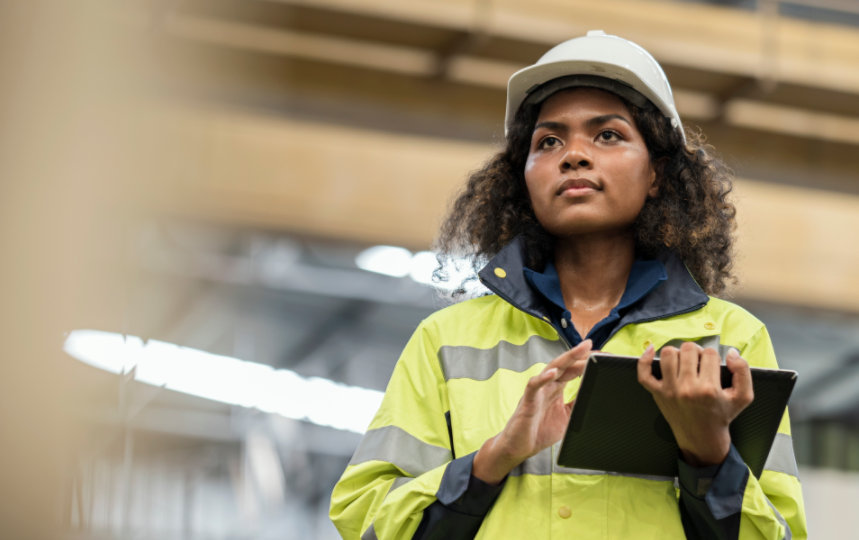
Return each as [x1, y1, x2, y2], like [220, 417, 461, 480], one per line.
[607, 470, 675, 482]
[510, 447, 553, 477]
[361, 524, 377, 540]
[659, 335, 734, 362]
[558, 465, 675, 482]
[439, 335, 563, 381]
[553, 464, 613, 476]
[349, 425, 451, 477]
[765, 498, 792, 540]
[764, 433, 799, 477]
[508, 447, 673, 481]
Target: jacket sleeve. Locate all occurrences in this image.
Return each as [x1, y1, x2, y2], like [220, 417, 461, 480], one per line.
[678, 325, 807, 540]
[329, 320, 502, 539]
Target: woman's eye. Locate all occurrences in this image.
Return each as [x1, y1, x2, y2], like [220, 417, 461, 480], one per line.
[597, 130, 621, 142]
[538, 136, 562, 149]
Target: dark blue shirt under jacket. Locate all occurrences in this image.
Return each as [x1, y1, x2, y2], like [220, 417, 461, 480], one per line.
[523, 258, 667, 349]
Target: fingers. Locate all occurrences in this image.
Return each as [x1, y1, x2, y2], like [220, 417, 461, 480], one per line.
[640, 343, 720, 394]
[559, 339, 593, 363]
[556, 359, 590, 383]
[524, 366, 560, 396]
[699, 347, 722, 387]
[660, 343, 720, 385]
[637, 345, 660, 392]
[523, 340, 594, 403]
[649, 342, 753, 405]
[657, 345, 678, 390]
[524, 344, 588, 394]
[677, 342, 702, 380]
[726, 349, 754, 407]
[546, 339, 592, 382]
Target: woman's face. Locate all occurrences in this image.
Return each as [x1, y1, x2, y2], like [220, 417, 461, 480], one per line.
[524, 87, 657, 239]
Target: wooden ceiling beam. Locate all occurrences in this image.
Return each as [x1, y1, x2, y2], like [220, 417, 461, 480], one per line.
[131, 105, 859, 312]
[139, 10, 859, 148]
[138, 0, 859, 101]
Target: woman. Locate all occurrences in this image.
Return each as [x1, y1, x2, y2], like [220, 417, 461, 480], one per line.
[330, 31, 806, 539]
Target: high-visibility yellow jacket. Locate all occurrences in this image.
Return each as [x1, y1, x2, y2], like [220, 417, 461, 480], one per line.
[330, 238, 807, 539]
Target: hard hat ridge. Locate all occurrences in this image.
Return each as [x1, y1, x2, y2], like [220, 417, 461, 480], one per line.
[505, 30, 686, 144]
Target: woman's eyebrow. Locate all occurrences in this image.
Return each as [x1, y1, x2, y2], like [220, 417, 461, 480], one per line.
[533, 120, 568, 133]
[586, 113, 631, 128]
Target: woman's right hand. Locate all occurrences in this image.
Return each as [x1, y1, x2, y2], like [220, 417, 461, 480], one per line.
[472, 339, 593, 485]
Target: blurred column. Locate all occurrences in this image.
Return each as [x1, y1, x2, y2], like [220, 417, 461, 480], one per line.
[0, 2, 151, 537]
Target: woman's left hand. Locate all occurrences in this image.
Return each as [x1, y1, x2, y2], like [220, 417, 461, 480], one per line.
[637, 342, 754, 467]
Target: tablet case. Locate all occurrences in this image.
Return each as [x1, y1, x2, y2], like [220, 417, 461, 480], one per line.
[556, 353, 797, 478]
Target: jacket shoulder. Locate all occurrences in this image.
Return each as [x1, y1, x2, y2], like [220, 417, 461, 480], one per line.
[418, 294, 559, 349]
[694, 296, 774, 356]
[702, 296, 765, 330]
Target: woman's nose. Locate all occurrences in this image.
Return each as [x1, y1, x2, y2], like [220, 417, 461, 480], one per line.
[560, 139, 592, 170]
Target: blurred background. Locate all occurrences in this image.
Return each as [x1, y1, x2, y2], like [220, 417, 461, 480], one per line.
[2, 0, 859, 538]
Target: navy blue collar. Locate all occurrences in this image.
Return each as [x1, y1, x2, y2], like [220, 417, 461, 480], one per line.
[477, 235, 709, 347]
[522, 259, 667, 348]
[523, 259, 667, 315]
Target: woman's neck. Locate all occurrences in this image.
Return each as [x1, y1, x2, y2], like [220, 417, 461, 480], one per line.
[553, 232, 636, 314]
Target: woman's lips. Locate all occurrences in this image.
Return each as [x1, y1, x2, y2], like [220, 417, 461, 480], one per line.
[557, 178, 600, 196]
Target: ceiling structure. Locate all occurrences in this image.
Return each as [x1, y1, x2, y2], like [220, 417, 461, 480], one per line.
[116, 0, 859, 311]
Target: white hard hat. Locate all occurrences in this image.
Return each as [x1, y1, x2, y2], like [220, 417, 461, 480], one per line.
[505, 30, 685, 143]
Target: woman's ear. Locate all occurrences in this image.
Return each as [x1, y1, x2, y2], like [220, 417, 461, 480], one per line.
[648, 157, 667, 198]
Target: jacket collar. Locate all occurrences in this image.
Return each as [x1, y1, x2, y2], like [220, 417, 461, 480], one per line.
[477, 235, 709, 337]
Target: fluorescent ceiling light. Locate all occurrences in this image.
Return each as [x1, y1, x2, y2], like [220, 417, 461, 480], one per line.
[358, 245, 487, 295]
[63, 329, 383, 434]
[355, 245, 413, 277]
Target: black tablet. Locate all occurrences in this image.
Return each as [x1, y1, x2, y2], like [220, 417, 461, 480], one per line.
[556, 353, 797, 478]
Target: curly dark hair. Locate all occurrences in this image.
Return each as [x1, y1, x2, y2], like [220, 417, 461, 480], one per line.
[434, 92, 736, 296]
